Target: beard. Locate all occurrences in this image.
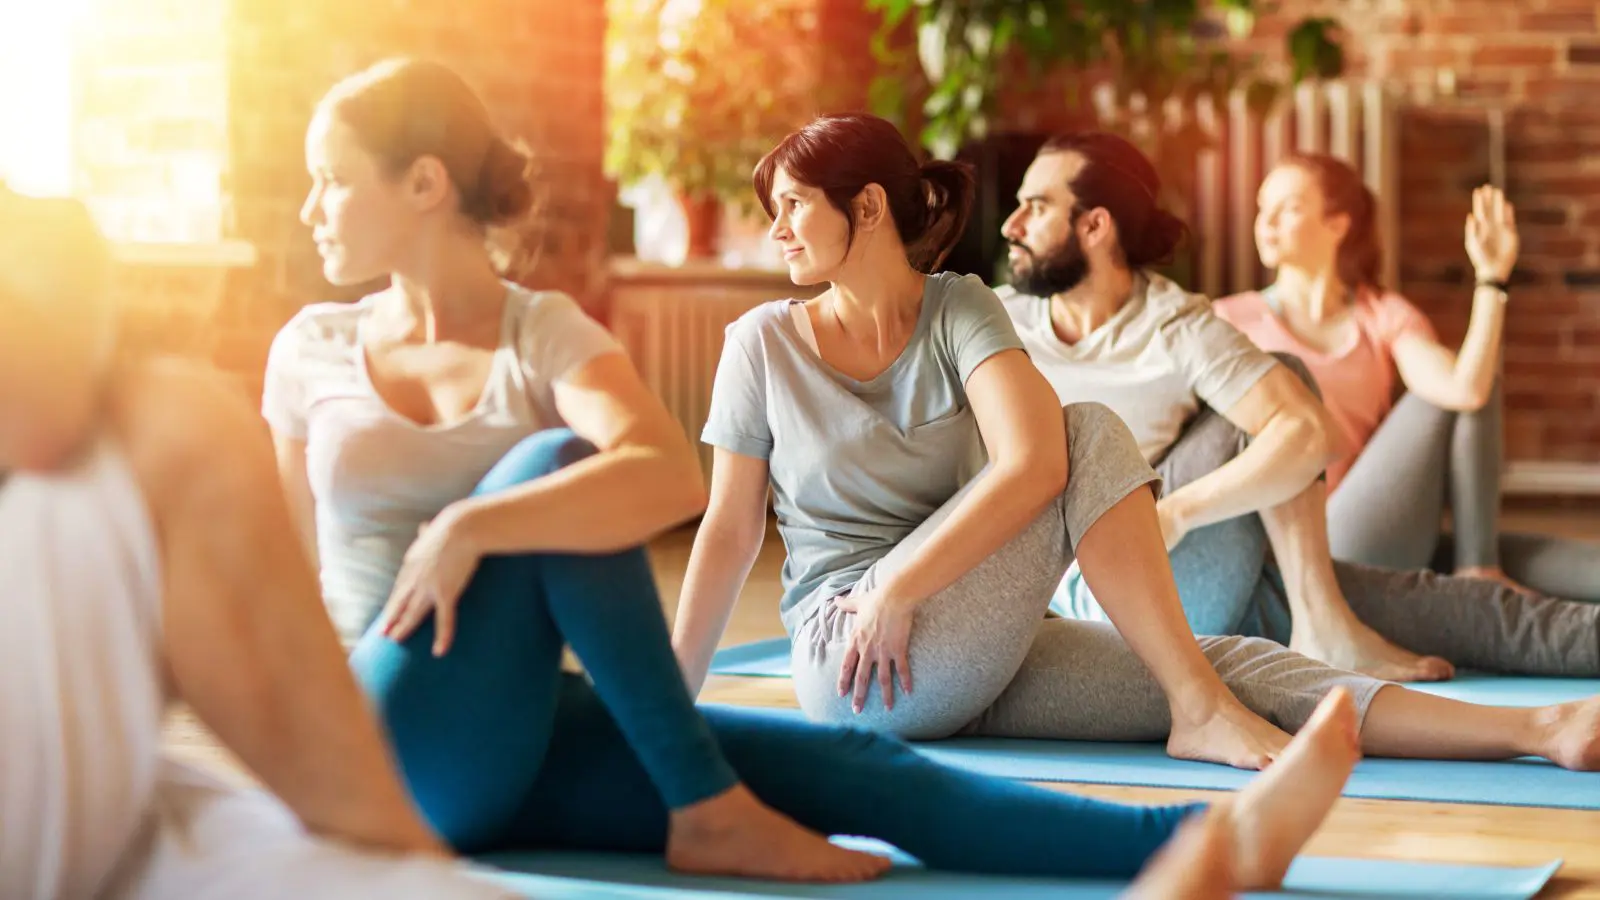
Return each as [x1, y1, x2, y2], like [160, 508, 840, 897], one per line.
[1008, 231, 1089, 297]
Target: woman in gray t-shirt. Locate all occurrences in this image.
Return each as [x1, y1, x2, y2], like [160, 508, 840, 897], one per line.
[676, 114, 1600, 775]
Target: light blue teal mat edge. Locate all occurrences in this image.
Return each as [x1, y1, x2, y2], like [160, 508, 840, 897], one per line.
[478, 848, 1562, 900]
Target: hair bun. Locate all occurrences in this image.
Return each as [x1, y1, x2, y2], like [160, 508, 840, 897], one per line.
[476, 138, 534, 224]
[1138, 208, 1188, 266]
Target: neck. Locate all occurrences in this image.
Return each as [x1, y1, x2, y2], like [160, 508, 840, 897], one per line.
[1047, 265, 1136, 344]
[1272, 263, 1349, 323]
[382, 230, 506, 342]
[827, 249, 927, 349]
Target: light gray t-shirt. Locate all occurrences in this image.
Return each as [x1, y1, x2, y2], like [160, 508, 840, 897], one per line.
[702, 272, 1024, 634]
[999, 271, 1277, 462]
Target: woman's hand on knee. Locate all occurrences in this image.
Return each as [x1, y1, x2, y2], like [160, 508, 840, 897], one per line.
[378, 505, 484, 655]
[834, 590, 915, 714]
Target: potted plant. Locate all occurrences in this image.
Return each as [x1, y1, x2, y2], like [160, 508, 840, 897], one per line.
[606, 0, 821, 259]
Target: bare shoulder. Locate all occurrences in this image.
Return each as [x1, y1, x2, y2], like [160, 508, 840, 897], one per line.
[111, 357, 278, 512]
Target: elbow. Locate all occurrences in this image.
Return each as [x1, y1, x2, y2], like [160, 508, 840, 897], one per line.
[1449, 382, 1494, 413]
[998, 446, 1069, 505]
[1283, 408, 1339, 472]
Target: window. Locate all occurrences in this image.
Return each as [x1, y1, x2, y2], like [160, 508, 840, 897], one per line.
[0, 0, 245, 258]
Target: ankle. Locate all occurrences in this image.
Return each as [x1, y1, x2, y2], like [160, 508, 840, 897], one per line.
[1525, 706, 1564, 759]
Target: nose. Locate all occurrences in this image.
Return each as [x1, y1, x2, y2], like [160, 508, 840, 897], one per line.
[768, 212, 789, 243]
[299, 186, 321, 228]
[1001, 207, 1025, 243]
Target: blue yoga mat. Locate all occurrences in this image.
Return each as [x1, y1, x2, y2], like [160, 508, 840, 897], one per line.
[480, 842, 1561, 900]
[708, 638, 1600, 708]
[718, 705, 1600, 810]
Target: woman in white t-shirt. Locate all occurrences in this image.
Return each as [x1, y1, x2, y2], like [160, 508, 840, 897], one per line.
[261, 59, 1369, 892]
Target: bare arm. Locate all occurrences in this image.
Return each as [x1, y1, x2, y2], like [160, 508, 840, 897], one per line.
[671, 448, 770, 696]
[867, 349, 1069, 609]
[1392, 185, 1517, 412]
[122, 362, 442, 855]
[271, 432, 319, 570]
[450, 352, 708, 555]
[1158, 364, 1337, 540]
[1390, 289, 1506, 412]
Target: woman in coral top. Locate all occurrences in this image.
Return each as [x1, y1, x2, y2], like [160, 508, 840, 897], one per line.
[1215, 153, 1597, 601]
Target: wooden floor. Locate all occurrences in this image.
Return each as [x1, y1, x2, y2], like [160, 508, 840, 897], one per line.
[162, 504, 1600, 896]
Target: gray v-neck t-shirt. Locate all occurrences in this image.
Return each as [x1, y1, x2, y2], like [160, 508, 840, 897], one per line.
[702, 272, 1024, 633]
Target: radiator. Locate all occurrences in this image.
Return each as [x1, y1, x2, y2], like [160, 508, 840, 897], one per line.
[608, 260, 818, 481]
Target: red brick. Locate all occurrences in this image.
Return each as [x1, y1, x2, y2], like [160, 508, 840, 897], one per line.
[1470, 42, 1558, 68]
[1524, 12, 1600, 35]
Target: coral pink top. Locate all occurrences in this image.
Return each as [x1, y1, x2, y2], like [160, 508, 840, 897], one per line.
[1213, 288, 1438, 490]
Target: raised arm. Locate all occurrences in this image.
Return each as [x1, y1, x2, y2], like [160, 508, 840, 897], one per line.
[122, 362, 444, 856]
[1391, 185, 1517, 412]
[672, 447, 772, 696]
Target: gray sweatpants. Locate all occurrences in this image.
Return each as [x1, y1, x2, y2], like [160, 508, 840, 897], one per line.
[1327, 384, 1600, 602]
[789, 402, 1382, 741]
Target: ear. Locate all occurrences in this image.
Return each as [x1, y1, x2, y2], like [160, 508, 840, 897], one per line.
[403, 155, 454, 213]
[1079, 207, 1116, 252]
[1324, 210, 1352, 243]
[853, 183, 889, 232]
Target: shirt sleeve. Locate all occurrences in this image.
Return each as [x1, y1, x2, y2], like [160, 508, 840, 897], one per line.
[1175, 302, 1281, 413]
[940, 275, 1027, 385]
[701, 314, 774, 460]
[261, 313, 310, 440]
[1371, 291, 1439, 350]
[518, 292, 625, 387]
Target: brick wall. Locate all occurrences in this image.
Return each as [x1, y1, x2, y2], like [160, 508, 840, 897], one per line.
[108, 0, 608, 397]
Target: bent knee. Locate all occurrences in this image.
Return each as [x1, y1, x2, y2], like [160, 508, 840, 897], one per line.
[474, 429, 598, 495]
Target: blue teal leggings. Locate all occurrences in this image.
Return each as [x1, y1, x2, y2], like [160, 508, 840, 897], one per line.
[350, 429, 1198, 878]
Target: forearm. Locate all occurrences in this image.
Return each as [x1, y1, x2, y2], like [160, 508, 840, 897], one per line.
[1253, 479, 1351, 626]
[1161, 415, 1330, 532]
[455, 444, 706, 555]
[1450, 286, 1508, 404]
[874, 462, 1060, 607]
[672, 520, 763, 695]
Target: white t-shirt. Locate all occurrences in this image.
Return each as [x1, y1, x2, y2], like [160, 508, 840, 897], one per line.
[0, 443, 168, 900]
[998, 271, 1277, 463]
[262, 283, 622, 643]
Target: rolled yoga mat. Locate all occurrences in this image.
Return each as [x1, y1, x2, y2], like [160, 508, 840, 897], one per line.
[480, 841, 1562, 900]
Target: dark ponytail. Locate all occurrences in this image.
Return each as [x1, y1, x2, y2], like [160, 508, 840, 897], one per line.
[908, 160, 976, 272]
[754, 113, 975, 273]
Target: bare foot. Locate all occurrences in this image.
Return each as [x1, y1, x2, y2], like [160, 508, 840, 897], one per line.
[665, 784, 891, 883]
[1220, 688, 1361, 889]
[1455, 566, 1536, 596]
[1168, 700, 1291, 771]
[1290, 619, 1455, 683]
[1534, 696, 1600, 771]
[1124, 811, 1235, 899]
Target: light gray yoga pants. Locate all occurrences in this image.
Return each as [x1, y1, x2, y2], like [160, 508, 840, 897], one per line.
[1327, 383, 1600, 602]
[788, 402, 1384, 742]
